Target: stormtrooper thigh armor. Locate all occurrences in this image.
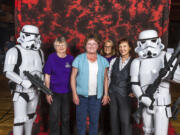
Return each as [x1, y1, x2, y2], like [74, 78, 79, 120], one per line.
[142, 106, 170, 135]
[13, 92, 39, 135]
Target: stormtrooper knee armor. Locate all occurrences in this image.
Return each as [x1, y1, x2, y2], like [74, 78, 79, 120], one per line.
[130, 30, 180, 135]
[3, 25, 44, 135]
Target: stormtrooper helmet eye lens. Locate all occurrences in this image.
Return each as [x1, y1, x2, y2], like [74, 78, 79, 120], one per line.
[25, 33, 30, 37]
[140, 40, 146, 44]
[151, 39, 157, 43]
[153, 53, 157, 56]
[35, 34, 39, 38]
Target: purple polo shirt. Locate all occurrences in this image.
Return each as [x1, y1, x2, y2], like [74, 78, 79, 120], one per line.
[105, 55, 116, 63]
[44, 53, 74, 94]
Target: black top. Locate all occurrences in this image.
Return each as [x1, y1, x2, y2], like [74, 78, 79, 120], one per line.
[109, 57, 133, 97]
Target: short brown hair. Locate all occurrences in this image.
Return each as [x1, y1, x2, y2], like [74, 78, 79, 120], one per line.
[54, 36, 67, 46]
[117, 38, 135, 57]
[84, 33, 100, 48]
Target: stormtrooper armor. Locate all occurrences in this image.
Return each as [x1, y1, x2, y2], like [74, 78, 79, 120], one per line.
[3, 25, 44, 135]
[130, 30, 180, 135]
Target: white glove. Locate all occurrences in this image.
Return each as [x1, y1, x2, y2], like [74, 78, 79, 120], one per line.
[146, 107, 155, 114]
[21, 80, 32, 89]
[140, 96, 152, 107]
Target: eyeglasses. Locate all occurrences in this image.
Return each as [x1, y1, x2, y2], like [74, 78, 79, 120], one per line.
[87, 43, 98, 46]
[104, 46, 112, 48]
[55, 44, 66, 47]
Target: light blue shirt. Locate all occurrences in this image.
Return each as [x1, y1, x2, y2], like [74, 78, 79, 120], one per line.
[72, 53, 109, 99]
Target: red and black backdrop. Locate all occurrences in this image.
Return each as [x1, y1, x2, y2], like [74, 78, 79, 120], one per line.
[15, 0, 171, 56]
[14, 0, 176, 135]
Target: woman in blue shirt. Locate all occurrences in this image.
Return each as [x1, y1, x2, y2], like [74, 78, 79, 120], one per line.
[71, 33, 109, 135]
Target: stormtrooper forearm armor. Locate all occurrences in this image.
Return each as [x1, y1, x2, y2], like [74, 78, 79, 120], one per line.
[6, 71, 23, 84]
[131, 83, 143, 98]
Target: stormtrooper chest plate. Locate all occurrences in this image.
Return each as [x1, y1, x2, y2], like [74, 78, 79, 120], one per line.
[18, 48, 43, 73]
[139, 54, 164, 87]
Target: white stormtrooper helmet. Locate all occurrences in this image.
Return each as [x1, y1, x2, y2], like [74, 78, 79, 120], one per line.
[17, 25, 41, 50]
[135, 30, 164, 58]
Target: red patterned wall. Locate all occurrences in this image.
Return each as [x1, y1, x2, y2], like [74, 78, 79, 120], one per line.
[15, 0, 171, 56]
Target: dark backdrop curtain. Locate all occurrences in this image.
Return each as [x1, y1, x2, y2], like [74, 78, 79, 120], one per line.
[15, 0, 171, 56]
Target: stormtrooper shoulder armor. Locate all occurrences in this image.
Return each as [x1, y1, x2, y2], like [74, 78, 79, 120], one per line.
[4, 47, 19, 72]
[130, 58, 141, 81]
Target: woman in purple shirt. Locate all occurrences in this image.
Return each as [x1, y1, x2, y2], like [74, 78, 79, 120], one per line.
[44, 37, 73, 135]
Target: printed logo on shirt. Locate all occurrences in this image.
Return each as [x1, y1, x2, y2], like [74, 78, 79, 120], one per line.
[65, 62, 71, 68]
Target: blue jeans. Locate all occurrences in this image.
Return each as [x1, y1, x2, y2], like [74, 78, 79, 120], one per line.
[76, 95, 101, 135]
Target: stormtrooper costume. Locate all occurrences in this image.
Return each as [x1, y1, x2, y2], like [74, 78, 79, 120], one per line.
[3, 25, 44, 135]
[130, 30, 180, 135]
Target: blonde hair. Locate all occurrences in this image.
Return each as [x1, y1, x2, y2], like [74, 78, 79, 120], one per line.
[100, 39, 116, 56]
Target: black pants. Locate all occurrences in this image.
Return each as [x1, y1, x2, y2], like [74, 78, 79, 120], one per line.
[109, 92, 132, 135]
[49, 92, 71, 135]
[99, 105, 110, 135]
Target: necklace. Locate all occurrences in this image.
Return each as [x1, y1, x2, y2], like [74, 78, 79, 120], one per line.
[87, 54, 97, 62]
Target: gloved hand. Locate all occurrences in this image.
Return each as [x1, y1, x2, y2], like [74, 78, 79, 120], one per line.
[146, 107, 155, 114]
[21, 80, 32, 89]
[159, 67, 169, 78]
[139, 95, 152, 107]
